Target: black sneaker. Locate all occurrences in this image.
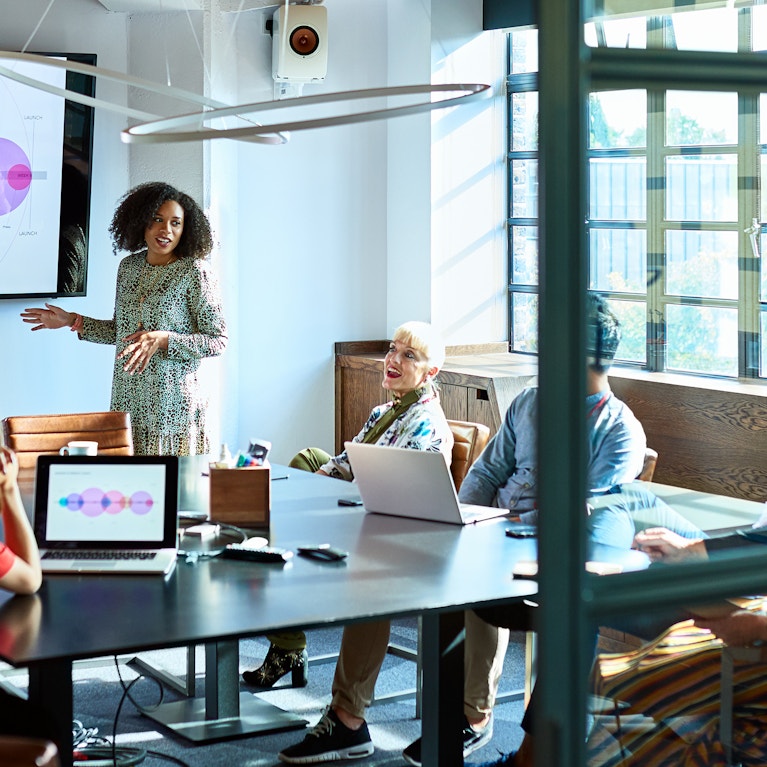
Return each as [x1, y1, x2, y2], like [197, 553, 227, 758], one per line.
[278, 706, 375, 764]
[401, 714, 493, 767]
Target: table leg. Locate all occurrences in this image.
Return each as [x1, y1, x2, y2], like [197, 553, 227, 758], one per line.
[141, 639, 306, 743]
[203, 640, 241, 718]
[127, 644, 196, 697]
[420, 611, 465, 767]
[28, 659, 74, 767]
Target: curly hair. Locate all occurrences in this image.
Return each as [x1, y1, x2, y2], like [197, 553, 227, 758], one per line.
[108, 182, 213, 259]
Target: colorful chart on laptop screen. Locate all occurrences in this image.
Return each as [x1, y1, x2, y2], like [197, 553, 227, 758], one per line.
[46, 464, 167, 542]
[59, 487, 155, 517]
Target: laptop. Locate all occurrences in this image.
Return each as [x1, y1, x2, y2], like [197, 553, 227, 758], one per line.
[345, 442, 511, 525]
[33, 455, 179, 575]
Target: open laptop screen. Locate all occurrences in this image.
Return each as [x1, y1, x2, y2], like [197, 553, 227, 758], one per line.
[34, 455, 178, 550]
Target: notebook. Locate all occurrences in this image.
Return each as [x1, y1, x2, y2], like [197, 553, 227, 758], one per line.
[33, 455, 179, 575]
[345, 442, 510, 525]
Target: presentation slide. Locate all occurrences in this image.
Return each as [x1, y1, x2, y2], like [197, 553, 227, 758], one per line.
[46, 464, 168, 543]
[0, 58, 65, 295]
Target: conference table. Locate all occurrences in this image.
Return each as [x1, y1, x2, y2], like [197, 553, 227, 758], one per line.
[2, 458, 541, 767]
[647, 481, 766, 533]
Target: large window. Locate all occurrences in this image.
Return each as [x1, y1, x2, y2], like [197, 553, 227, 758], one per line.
[507, 6, 767, 378]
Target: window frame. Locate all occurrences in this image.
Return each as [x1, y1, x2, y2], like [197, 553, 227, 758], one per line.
[506, 9, 766, 379]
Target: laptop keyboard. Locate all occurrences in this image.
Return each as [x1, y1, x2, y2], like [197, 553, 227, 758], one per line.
[42, 550, 158, 561]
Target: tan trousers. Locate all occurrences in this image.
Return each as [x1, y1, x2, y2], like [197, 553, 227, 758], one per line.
[330, 611, 510, 721]
[463, 609, 510, 719]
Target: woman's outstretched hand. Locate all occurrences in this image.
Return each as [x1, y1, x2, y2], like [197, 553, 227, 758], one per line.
[20, 303, 74, 331]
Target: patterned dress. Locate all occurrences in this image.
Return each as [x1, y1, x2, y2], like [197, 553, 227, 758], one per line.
[320, 384, 454, 480]
[79, 251, 227, 456]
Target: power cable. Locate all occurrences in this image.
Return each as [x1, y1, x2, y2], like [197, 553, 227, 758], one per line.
[72, 656, 192, 767]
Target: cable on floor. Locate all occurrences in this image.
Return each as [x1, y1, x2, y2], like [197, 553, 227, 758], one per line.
[73, 718, 145, 767]
[113, 656, 192, 767]
[71, 656, 192, 767]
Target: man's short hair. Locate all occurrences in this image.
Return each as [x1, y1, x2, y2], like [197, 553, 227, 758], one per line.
[587, 293, 621, 373]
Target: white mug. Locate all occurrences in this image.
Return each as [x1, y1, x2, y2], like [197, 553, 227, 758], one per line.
[59, 440, 98, 456]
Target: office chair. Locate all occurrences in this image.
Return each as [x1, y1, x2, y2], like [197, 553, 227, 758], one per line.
[638, 447, 658, 482]
[446, 419, 491, 491]
[1, 412, 134, 469]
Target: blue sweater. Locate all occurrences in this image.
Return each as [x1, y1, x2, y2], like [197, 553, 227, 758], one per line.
[458, 386, 646, 524]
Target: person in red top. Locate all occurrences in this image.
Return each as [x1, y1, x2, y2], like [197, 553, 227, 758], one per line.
[0, 445, 50, 755]
[0, 446, 41, 594]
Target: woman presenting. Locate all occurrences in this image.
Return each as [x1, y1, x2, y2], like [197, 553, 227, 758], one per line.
[242, 320, 454, 689]
[21, 182, 227, 456]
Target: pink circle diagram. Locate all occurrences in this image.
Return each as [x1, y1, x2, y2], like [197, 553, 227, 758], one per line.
[60, 488, 155, 517]
[7, 164, 32, 191]
[0, 138, 32, 214]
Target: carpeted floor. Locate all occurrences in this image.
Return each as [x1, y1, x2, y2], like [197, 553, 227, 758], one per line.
[7, 619, 528, 767]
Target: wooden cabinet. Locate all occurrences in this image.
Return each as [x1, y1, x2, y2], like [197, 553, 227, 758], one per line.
[334, 341, 537, 454]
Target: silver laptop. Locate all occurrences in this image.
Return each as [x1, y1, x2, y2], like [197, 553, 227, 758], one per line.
[345, 442, 510, 525]
[34, 455, 179, 575]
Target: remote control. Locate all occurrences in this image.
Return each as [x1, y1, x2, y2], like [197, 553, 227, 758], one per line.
[221, 544, 293, 563]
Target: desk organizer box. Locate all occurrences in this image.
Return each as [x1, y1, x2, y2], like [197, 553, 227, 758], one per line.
[209, 462, 270, 528]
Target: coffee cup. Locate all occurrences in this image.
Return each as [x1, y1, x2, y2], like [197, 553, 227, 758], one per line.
[59, 441, 98, 457]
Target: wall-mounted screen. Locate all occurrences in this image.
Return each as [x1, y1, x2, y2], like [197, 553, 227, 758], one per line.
[0, 52, 95, 299]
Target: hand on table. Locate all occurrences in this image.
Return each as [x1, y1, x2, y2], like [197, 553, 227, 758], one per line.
[633, 527, 708, 564]
[119, 329, 169, 374]
[20, 303, 74, 331]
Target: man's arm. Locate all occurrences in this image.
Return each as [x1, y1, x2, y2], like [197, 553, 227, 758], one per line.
[457, 389, 530, 507]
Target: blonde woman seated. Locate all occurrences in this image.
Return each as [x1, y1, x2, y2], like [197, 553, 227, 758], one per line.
[242, 321, 454, 691]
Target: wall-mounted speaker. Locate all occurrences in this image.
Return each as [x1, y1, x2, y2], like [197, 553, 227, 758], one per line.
[272, 4, 328, 83]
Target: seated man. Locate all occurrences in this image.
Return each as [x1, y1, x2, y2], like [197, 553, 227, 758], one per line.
[401, 293, 649, 767]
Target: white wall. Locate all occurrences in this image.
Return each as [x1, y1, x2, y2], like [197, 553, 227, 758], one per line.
[431, 4, 509, 344]
[232, 0, 390, 461]
[0, 0, 506, 465]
